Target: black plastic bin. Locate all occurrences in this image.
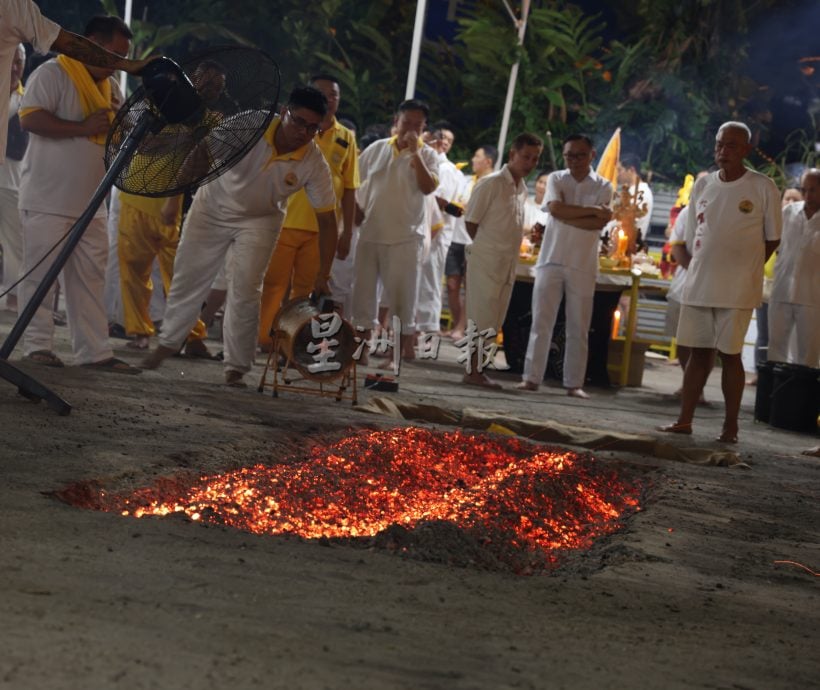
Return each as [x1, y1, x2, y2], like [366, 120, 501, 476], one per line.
[754, 361, 775, 423]
[769, 363, 819, 434]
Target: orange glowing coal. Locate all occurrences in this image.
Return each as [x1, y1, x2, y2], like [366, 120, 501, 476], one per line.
[60, 428, 642, 570]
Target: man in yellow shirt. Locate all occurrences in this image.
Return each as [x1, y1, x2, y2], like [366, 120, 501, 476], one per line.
[258, 74, 359, 348]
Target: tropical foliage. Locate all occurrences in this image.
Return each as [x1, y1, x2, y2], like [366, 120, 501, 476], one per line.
[34, 0, 818, 184]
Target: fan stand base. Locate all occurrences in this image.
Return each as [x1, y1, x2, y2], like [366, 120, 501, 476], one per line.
[0, 360, 71, 415]
[257, 333, 358, 406]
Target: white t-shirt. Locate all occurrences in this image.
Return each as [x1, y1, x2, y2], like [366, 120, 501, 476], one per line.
[535, 168, 612, 275]
[0, 89, 24, 190]
[434, 152, 463, 244]
[666, 205, 690, 303]
[635, 180, 654, 238]
[357, 136, 440, 245]
[451, 173, 478, 246]
[770, 201, 820, 307]
[524, 197, 547, 230]
[18, 60, 119, 218]
[464, 164, 528, 257]
[682, 169, 782, 309]
[0, 0, 59, 164]
[193, 117, 335, 230]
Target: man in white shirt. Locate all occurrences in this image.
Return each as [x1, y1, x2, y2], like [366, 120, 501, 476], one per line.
[416, 122, 463, 335]
[661, 122, 781, 443]
[351, 99, 439, 363]
[767, 168, 820, 367]
[517, 134, 613, 398]
[0, 43, 25, 311]
[462, 132, 543, 388]
[143, 86, 338, 387]
[617, 152, 654, 246]
[445, 144, 496, 340]
[666, 171, 710, 399]
[0, 0, 153, 164]
[17, 15, 138, 373]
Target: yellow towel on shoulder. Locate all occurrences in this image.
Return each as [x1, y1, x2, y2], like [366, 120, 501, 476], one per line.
[55, 54, 113, 145]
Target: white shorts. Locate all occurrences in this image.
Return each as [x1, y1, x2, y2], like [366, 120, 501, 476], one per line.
[664, 297, 681, 337]
[676, 305, 752, 354]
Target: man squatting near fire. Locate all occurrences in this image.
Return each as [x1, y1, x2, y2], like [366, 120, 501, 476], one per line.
[661, 121, 781, 444]
[461, 132, 543, 389]
[142, 86, 337, 388]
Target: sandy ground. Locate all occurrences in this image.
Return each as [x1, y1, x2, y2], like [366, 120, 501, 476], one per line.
[0, 309, 818, 690]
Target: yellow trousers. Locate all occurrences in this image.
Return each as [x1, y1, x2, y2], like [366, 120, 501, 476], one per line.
[258, 227, 319, 346]
[118, 203, 206, 339]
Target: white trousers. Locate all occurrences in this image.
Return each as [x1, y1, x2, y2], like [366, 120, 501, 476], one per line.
[523, 263, 595, 389]
[768, 300, 820, 367]
[328, 227, 359, 319]
[160, 205, 280, 373]
[464, 244, 517, 333]
[19, 211, 112, 365]
[352, 237, 422, 335]
[416, 232, 449, 332]
[0, 187, 22, 303]
[103, 188, 123, 324]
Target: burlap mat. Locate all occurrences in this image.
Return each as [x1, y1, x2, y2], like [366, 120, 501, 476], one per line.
[355, 397, 746, 468]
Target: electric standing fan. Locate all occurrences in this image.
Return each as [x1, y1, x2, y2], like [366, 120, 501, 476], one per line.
[0, 46, 280, 415]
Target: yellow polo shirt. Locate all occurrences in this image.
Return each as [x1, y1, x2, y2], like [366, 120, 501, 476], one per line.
[282, 116, 359, 232]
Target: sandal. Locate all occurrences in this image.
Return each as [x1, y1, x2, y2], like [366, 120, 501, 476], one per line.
[183, 339, 215, 360]
[24, 350, 65, 367]
[658, 421, 693, 435]
[225, 370, 246, 388]
[82, 357, 142, 375]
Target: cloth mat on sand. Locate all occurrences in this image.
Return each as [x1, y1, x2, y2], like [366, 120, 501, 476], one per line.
[355, 397, 746, 468]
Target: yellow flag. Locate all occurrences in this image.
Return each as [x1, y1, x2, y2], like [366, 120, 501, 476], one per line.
[596, 127, 621, 190]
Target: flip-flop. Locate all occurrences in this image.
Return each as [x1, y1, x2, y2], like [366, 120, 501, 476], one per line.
[126, 339, 150, 350]
[462, 375, 502, 390]
[24, 350, 64, 367]
[82, 358, 142, 375]
[658, 422, 693, 435]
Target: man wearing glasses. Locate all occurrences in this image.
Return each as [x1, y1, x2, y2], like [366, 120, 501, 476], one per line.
[516, 133, 612, 399]
[142, 85, 337, 387]
[257, 74, 359, 350]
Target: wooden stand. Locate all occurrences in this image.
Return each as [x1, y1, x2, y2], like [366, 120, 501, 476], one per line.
[257, 330, 358, 405]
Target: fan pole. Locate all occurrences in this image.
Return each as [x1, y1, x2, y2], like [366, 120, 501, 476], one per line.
[0, 110, 160, 414]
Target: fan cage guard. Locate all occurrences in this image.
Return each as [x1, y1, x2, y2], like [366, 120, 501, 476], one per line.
[106, 45, 280, 197]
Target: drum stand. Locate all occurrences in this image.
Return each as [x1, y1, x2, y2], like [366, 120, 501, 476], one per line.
[257, 330, 358, 405]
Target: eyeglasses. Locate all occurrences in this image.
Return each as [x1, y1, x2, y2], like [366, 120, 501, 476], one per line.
[287, 108, 320, 136]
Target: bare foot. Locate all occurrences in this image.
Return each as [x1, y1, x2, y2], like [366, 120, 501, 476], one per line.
[567, 388, 589, 399]
[449, 330, 465, 341]
[716, 424, 738, 444]
[141, 345, 177, 370]
[126, 335, 150, 350]
[462, 372, 502, 389]
[658, 421, 693, 435]
[516, 381, 538, 391]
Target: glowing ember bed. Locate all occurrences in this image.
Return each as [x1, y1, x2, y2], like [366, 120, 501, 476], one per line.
[58, 428, 644, 574]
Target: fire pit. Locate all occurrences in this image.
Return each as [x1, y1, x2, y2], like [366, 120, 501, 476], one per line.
[58, 428, 643, 573]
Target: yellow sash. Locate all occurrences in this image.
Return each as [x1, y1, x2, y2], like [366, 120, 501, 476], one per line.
[55, 54, 113, 145]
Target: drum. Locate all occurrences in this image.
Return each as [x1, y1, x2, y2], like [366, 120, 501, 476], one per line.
[769, 363, 819, 434]
[273, 298, 357, 382]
